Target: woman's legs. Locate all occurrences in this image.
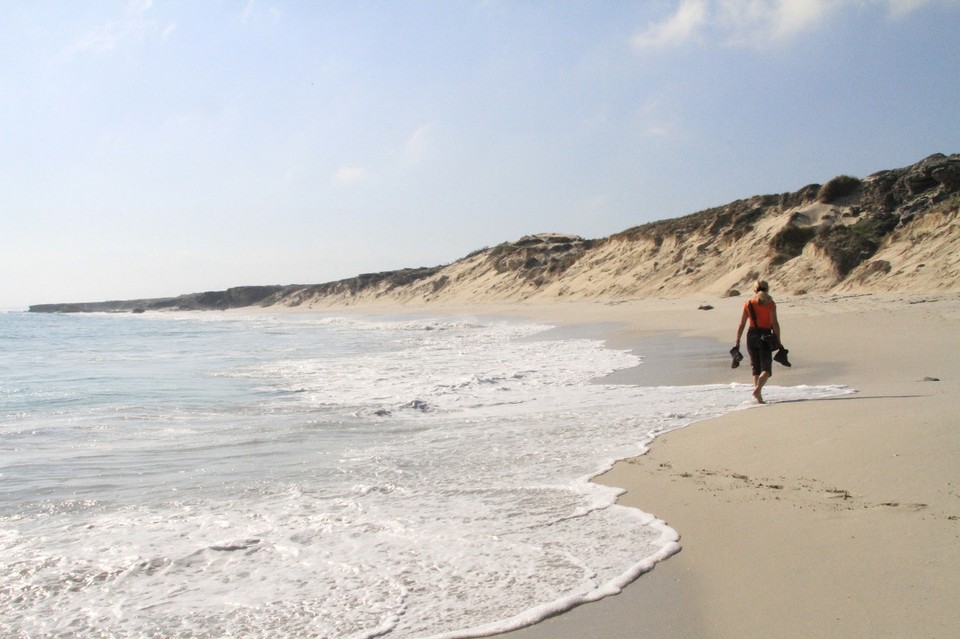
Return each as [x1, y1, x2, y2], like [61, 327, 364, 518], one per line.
[753, 371, 770, 403]
[746, 329, 772, 403]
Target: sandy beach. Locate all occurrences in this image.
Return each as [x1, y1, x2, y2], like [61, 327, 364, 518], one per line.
[476, 292, 960, 639]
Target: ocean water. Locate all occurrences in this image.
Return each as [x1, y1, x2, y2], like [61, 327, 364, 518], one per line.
[0, 311, 849, 638]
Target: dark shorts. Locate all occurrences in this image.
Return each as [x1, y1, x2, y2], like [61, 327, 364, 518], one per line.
[747, 328, 774, 377]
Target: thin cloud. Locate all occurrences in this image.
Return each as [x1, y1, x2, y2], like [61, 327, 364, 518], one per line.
[404, 124, 435, 163]
[633, 98, 682, 140]
[886, 0, 933, 18]
[645, 123, 673, 138]
[66, 0, 160, 56]
[716, 0, 834, 47]
[773, 0, 832, 38]
[70, 21, 132, 54]
[241, 0, 256, 22]
[632, 0, 707, 49]
[70, 18, 152, 54]
[125, 0, 154, 14]
[332, 166, 366, 184]
[632, 0, 941, 51]
[241, 0, 282, 24]
[583, 195, 609, 212]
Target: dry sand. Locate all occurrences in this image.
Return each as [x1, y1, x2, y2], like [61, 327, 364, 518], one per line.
[482, 292, 960, 639]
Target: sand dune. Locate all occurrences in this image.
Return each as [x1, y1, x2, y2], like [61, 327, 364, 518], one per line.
[29, 153, 958, 315]
[285, 152, 959, 309]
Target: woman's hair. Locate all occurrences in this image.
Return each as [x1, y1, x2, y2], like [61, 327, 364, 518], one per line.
[754, 279, 773, 305]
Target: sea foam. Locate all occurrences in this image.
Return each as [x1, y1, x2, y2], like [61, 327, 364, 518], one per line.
[0, 311, 851, 638]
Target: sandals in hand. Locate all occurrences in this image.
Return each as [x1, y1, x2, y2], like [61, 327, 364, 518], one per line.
[774, 347, 791, 367]
[730, 346, 744, 369]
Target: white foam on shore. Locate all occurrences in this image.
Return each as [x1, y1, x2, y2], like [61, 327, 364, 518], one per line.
[0, 312, 853, 638]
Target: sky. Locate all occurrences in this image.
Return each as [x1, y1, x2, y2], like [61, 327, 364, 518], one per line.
[2, 0, 959, 309]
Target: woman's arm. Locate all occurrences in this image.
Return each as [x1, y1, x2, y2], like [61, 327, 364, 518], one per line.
[771, 305, 781, 342]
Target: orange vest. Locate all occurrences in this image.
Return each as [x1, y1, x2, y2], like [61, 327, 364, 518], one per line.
[746, 299, 775, 329]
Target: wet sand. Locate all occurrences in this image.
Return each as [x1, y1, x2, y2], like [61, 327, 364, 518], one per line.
[488, 293, 960, 639]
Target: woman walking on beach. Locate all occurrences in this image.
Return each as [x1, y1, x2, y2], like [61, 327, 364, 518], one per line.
[735, 280, 781, 404]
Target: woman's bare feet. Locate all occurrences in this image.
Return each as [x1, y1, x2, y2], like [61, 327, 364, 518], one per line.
[752, 371, 769, 404]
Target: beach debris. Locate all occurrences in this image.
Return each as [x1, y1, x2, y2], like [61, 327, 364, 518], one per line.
[406, 399, 431, 411]
[922, 376, 941, 382]
[878, 502, 928, 511]
[209, 538, 262, 552]
[826, 488, 852, 500]
[698, 304, 714, 310]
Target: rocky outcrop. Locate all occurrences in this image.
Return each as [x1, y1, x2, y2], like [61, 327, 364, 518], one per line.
[30, 153, 960, 313]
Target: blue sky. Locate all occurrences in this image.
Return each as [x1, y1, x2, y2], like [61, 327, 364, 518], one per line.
[3, 0, 959, 309]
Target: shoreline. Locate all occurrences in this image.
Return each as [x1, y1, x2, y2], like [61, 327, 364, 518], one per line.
[21, 294, 959, 637]
[489, 292, 960, 639]
[225, 291, 959, 637]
